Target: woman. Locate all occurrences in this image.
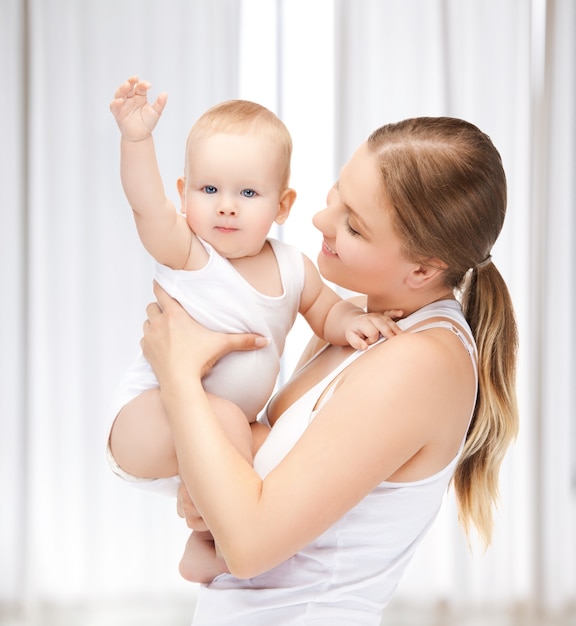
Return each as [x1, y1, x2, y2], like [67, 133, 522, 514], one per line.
[141, 117, 519, 625]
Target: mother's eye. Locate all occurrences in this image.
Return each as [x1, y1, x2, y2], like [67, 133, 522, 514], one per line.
[345, 218, 361, 236]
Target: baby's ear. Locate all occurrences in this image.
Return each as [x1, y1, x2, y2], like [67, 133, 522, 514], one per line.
[177, 177, 186, 213]
[275, 188, 297, 225]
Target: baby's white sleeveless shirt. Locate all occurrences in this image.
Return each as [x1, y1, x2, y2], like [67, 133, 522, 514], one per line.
[107, 238, 305, 496]
[192, 300, 477, 626]
[110, 238, 305, 423]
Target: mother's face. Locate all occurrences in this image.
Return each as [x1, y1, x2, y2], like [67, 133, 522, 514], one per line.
[312, 142, 414, 310]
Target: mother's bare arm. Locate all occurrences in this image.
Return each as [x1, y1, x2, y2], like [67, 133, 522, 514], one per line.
[143, 284, 468, 579]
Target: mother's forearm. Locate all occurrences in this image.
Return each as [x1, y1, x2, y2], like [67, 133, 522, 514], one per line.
[160, 378, 266, 577]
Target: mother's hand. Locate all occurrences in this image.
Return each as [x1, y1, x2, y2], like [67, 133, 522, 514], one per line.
[141, 281, 269, 386]
[177, 481, 209, 531]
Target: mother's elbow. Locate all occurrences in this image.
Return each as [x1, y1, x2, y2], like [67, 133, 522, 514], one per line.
[223, 541, 278, 580]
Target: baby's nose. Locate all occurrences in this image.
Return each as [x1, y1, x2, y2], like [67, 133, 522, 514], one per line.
[218, 203, 238, 216]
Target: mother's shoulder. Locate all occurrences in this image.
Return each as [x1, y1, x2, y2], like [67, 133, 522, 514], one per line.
[346, 326, 463, 382]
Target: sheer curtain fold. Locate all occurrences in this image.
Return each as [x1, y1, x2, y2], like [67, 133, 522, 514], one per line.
[1, 0, 575, 618]
[1, 0, 242, 608]
[532, 0, 576, 611]
[0, 0, 28, 606]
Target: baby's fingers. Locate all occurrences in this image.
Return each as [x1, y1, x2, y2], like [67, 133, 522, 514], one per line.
[346, 332, 369, 351]
[113, 75, 139, 100]
[151, 91, 169, 117]
[370, 316, 403, 339]
[133, 79, 152, 96]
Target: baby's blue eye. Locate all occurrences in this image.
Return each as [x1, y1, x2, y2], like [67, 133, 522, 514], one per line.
[203, 186, 217, 194]
[241, 189, 256, 198]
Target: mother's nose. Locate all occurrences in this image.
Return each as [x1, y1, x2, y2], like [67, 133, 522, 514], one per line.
[312, 206, 330, 232]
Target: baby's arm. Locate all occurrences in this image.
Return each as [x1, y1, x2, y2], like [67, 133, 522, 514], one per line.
[299, 255, 403, 349]
[327, 300, 404, 349]
[110, 76, 194, 268]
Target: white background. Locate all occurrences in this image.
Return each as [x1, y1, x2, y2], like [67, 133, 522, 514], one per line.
[1, 0, 574, 623]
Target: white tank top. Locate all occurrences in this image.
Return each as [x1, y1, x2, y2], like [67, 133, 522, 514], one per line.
[192, 299, 477, 625]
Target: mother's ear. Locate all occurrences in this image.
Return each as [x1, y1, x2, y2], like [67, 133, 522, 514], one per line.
[405, 260, 447, 289]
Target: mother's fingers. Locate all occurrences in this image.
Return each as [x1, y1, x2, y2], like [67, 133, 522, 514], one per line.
[228, 333, 271, 351]
[177, 482, 209, 531]
[145, 300, 162, 320]
[153, 280, 177, 310]
[144, 282, 182, 326]
[142, 281, 269, 382]
[151, 280, 268, 351]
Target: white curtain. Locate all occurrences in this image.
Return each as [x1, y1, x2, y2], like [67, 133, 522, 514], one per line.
[0, 0, 242, 616]
[1, 0, 574, 621]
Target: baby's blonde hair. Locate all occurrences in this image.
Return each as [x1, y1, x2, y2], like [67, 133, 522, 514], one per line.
[185, 100, 293, 188]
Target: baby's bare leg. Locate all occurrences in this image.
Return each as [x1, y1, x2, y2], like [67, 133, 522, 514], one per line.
[109, 389, 253, 479]
[110, 389, 263, 582]
[109, 388, 178, 478]
[251, 420, 271, 456]
[207, 394, 253, 463]
[179, 530, 229, 583]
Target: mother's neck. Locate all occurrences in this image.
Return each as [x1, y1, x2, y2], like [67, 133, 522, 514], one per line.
[366, 288, 455, 317]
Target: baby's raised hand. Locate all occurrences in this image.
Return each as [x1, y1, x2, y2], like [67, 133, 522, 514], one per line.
[345, 309, 404, 350]
[110, 76, 168, 142]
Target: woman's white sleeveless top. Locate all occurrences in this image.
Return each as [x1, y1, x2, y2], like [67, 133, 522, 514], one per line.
[192, 299, 477, 625]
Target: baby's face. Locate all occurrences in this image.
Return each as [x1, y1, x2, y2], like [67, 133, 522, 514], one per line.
[180, 133, 289, 259]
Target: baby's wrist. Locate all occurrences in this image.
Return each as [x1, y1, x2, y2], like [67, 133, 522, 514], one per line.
[121, 134, 153, 144]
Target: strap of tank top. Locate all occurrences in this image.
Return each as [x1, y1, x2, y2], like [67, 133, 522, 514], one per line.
[408, 321, 478, 382]
[314, 319, 477, 412]
[307, 301, 478, 413]
[406, 318, 479, 449]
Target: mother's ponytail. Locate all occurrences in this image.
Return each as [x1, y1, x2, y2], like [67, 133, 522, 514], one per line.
[456, 262, 519, 547]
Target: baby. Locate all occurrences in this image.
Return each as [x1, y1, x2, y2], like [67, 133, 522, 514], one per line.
[107, 76, 402, 582]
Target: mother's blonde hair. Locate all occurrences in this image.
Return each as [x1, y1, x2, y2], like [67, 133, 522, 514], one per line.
[368, 117, 519, 547]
